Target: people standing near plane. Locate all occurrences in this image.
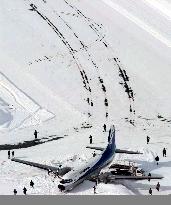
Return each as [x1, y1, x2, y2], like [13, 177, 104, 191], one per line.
[13, 189, 17, 195]
[148, 173, 151, 182]
[23, 187, 27, 195]
[149, 188, 152, 195]
[93, 185, 96, 194]
[34, 130, 38, 139]
[156, 182, 160, 191]
[147, 136, 150, 144]
[8, 150, 10, 159]
[92, 151, 96, 157]
[12, 151, 14, 158]
[89, 135, 93, 144]
[103, 124, 106, 132]
[30, 180, 34, 188]
[155, 156, 159, 165]
[163, 148, 166, 157]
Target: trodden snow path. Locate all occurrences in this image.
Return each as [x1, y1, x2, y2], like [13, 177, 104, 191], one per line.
[0, 0, 171, 195]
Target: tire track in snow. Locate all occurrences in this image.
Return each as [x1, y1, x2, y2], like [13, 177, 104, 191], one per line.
[29, 3, 94, 119]
[63, 0, 110, 120]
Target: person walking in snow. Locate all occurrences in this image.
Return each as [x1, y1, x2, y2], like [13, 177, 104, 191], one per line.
[148, 173, 151, 182]
[8, 150, 10, 159]
[147, 136, 150, 144]
[93, 185, 96, 194]
[156, 182, 160, 191]
[155, 156, 159, 165]
[149, 188, 152, 195]
[163, 148, 167, 157]
[12, 151, 14, 158]
[103, 124, 106, 132]
[30, 180, 34, 188]
[34, 130, 38, 139]
[13, 189, 17, 195]
[89, 135, 93, 144]
[92, 151, 96, 157]
[23, 187, 27, 195]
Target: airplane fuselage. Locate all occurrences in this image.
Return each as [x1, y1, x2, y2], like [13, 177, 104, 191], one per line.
[58, 126, 116, 191]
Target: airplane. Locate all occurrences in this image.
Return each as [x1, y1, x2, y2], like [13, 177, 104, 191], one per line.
[57, 125, 162, 191]
[11, 125, 163, 192]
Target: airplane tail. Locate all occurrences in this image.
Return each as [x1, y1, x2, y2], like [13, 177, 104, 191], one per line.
[106, 125, 116, 154]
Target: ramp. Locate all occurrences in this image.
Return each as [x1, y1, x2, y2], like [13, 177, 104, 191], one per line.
[98, 172, 163, 183]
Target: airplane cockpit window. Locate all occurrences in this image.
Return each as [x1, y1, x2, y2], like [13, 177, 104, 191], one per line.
[60, 179, 73, 184]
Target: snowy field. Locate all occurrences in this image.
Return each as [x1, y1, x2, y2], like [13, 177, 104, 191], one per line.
[0, 0, 171, 195]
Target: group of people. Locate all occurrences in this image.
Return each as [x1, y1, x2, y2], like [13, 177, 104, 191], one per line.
[147, 135, 167, 195]
[89, 124, 107, 144]
[89, 124, 107, 194]
[12, 130, 38, 195]
[149, 182, 160, 195]
[147, 136, 167, 165]
[8, 150, 15, 159]
[8, 130, 39, 160]
[89, 124, 107, 159]
[13, 180, 34, 195]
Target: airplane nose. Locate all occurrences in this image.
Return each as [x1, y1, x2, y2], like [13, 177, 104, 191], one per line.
[58, 184, 65, 191]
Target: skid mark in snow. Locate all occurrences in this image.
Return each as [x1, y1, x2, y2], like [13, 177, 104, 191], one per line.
[0, 72, 54, 131]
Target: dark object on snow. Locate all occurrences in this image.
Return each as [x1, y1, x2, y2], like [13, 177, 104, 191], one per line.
[147, 136, 150, 144]
[8, 150, 10, 159]
[89, 135, 93, 144]
[30, 180, 34, 188]
[30, 4, 37, 11]
[104, 98, 108, 106]
[148, 173, 151, 182]
[149, 188, 152, 195]
[12, 151, 14, 158]
[156, 182, 160, 191]
[163, 148, 166, 157]
[155, 156, 159, 165]
[23, 187, 27, 195]
[93, 185, 96, 194]
[34, 130, 38, 139]
[103, 124, 106, 132]
[92, 151, 96, 157]
[48, 169, 52, 175]
[95, 178, 98, 186]
[13, 189, 17, 195]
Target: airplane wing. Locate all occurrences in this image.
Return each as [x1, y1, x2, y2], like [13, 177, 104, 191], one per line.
[86, 146, 142, 154]
[115, 149, 143, 154]
[108, 175, 163, 180]
[86, 146, 104, 151]
[11, 158, 71, 176]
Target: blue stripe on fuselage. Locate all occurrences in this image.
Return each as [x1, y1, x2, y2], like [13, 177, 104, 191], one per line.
[77, 126, 116, 182]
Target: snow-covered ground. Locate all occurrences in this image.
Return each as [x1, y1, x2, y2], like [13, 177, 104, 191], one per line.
[0, 0, 171, 195]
